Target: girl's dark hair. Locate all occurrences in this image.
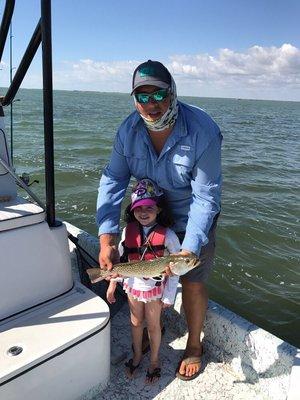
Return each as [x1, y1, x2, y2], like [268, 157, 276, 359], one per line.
[124, 195, 174, 227]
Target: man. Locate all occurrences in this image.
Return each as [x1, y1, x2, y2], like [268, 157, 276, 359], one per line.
[97, 60, 222, 380]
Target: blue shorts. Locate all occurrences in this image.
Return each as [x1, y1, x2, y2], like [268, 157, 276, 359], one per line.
[176, 214, 219, 283]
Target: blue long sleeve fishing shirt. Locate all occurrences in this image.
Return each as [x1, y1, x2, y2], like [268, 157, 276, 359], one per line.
[96, 101, 222, 256]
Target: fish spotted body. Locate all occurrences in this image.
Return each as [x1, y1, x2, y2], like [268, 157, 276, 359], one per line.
[86, 254, 200, 283]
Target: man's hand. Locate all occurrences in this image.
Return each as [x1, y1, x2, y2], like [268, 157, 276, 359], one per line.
[99, 244, 119, 270]
[164, 250, 195, 276]
[99, 234, 120, 278]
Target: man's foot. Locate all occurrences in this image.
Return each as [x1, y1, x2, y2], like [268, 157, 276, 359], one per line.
[176, 346, 203, 381]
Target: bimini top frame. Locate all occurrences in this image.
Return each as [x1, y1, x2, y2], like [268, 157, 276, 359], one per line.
[0, 0, 57, 227]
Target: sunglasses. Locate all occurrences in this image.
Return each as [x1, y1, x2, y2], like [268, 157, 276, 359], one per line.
[134, 88, 170, 104]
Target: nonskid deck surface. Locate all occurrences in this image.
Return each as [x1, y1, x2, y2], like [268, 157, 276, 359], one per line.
[68, 224, 296, 400]
[101, 303, 264, 400]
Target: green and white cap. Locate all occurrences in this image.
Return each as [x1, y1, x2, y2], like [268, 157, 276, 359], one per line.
[131, 60, 171, 95]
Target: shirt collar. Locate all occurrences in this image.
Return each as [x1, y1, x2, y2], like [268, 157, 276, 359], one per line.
[131, 111, 143, 130]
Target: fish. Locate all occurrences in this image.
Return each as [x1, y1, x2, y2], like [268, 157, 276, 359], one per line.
[86, 254, 200, 283]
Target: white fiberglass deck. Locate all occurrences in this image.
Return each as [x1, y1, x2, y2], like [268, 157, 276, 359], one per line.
[67, 222, 299, 400]
[99, 299, 295, 400]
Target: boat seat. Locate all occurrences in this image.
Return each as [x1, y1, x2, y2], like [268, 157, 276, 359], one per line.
[0, 221, 74, 320]
[0, 283, 110, 399]
[0, 196, 45, 232]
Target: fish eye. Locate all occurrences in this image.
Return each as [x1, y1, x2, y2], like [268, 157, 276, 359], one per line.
[185, 258, 190, 263]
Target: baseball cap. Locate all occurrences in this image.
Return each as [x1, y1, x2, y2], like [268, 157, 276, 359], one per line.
[130, 178, 163, 211]
[131, 60, 171, 95]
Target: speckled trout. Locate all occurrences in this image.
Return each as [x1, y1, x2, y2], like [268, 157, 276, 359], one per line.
[86, 254, 200, 283]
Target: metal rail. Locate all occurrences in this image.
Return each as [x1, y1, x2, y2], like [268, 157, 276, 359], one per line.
[0, 0, 57, 227]
[0, 0, 15, 62]
[41, 0, 56, 226]
[1, 21, 41, 107]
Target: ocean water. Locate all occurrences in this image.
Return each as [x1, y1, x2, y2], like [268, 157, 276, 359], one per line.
[2, 88, 299, 347]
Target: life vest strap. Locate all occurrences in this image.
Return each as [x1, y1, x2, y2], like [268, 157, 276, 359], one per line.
[123, 244, 165, 255]
[124, 221, 167, 261]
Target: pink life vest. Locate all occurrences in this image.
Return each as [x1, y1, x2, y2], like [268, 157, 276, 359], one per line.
[123, 221, 167, 261]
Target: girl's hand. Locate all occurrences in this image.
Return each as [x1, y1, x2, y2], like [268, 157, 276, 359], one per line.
[106, 288, 116, 304]
[162, 302, 172, 309]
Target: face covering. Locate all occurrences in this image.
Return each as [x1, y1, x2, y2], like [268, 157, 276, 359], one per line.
[134, 77, 179, 132]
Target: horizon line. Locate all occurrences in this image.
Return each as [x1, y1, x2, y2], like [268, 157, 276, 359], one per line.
[0, 86, 299, 104]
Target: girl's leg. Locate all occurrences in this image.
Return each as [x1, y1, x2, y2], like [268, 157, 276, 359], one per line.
[145, 299, 163, 382]
[127, 294, 144, 369]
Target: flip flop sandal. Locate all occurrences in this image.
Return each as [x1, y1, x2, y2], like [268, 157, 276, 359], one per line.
[146, 367, 161, 383]
[124, 358, 140, 376]
[175, 356, 202, 381]
[132, 326, 166, 355]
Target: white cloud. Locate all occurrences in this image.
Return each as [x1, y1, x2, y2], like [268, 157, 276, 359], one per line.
[53, 59, 137, 93]
[1, 44, 299, 101]
[167, 44, 300, 99]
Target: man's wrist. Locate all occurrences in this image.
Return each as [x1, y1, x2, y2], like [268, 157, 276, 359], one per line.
[180, 249, 196, 256]
[99, 233, 118, 247]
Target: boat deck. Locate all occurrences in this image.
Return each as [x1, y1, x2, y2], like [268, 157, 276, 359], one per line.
[102, 301, 265, 400]
[68, 224, 297, 400]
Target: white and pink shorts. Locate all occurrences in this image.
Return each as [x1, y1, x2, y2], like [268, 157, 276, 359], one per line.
[123, 282, 165, 303]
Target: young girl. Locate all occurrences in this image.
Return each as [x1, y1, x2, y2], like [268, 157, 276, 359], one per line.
[106, 178, 180, 383]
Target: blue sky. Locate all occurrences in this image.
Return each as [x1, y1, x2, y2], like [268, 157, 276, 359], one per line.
[1, 0, 300, 100]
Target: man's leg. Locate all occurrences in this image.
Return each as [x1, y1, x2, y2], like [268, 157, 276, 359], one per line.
[176, 215, 218, 378]
[178, 279, 207, 377]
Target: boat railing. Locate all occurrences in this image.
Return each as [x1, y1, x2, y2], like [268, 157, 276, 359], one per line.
[0, 0, 57, 227]
[0, 0, 14, 62]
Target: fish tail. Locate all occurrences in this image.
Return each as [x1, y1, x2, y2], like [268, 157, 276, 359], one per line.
[90, 275, 105, 284]
[86, 268, 106, 283]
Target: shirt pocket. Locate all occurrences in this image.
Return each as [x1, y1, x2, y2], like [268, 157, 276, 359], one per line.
[124, 148, 147, 179]
[169, 154, 194, 188]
